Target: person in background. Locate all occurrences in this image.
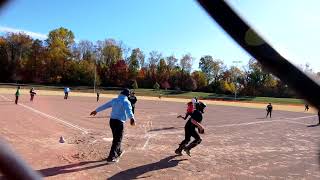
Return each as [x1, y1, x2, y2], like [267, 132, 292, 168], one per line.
[266, 103, 273, 118]
[305, 104, 309, 111]
[29, 87, 36, 102]
[192, 97, 198, 110]
[64, 87, 70, 99]
[90, 88, 136, 163]
[128, 91, 137, 114]
[15, 86, 21, 104]
[97, 90, 100, 102]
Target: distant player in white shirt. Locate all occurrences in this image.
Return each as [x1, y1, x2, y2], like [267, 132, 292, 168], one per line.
[191, 97, 198, 110]
[64, 87, 70, 99]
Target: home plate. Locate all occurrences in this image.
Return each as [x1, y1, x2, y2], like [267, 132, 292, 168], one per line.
[102, 138, 113, 142]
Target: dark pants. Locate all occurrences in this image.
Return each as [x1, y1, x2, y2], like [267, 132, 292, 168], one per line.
[177, 126, 202, 152]
[132, 106, 135, 114]
[64, 92, 68, 99]
[266, 111, 272, 118]
[97, 95, 99, 102]
[30, 94, 34, 101]
[108, 119, 124, 159]
[15, 96, 19, 104]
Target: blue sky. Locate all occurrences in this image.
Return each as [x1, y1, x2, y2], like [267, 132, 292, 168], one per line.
[0, 0, 319, 72]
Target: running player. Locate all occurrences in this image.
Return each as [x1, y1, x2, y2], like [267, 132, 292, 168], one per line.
[175, 102, 206, 157]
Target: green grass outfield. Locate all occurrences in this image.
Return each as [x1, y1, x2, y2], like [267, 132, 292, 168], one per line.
[135, 89, 304, 105]
[0, 83, 305, 105]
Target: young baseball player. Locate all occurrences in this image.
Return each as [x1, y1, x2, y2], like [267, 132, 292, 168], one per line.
[15, 86, 20, 104]
[305, 104, 309, 111]
[64, 87, 70, 99]
[128, 91, 137, 114]
[29, 87, 36, 102]
[192, 97, 198, 108]
[175, 101, 207, 157]
[266, 103, 273, 118]
[97, 91, 100, 102]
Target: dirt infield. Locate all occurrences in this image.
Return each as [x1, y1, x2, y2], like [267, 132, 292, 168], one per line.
[0, 93, 319, 179]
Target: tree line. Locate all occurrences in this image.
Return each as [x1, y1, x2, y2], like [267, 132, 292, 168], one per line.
[0, 27, 318, 97]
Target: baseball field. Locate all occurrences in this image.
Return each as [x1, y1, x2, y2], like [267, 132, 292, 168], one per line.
[0, 88, 319, 179]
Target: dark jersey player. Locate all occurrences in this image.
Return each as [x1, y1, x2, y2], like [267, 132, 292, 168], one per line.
[29, 88, 36, 102]
[175, 101, 206, 157]
[305, 104, 309, 111]
[266, 103, 273, 118]
[96, 91, 100, 102]
[128, 91, 137, 114]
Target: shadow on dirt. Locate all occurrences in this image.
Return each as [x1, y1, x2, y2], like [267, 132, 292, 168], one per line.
[256, 117, 266, 119]
[148, 127, 176, 132]
[108, 155, 187, 180]
[38, 160, 109, 177]
[307, 124, 320, 127]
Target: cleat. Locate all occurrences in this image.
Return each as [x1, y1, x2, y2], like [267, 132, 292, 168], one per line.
[117, 150, 125, 159]
[184, 148, 191, 157]
[175, 149, 182, 155]
[106, 157, 117, 163]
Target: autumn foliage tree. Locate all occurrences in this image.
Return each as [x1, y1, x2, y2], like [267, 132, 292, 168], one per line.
[0, 27, 308, 98]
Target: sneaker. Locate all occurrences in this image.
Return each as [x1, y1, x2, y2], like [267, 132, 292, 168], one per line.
[106, 157, 118, 163]
[175, 149, 182, 155]
[106, 156, 117, 162]
[184, 148, 191, 157]
[116, 150, 125, 159]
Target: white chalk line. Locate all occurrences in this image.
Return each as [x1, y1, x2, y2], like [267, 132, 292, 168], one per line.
[142, 120, 154, 150]
[142, 136, 151, 150]
[283, 115, 316, 121]
[0, 95, 88, 134]
[209, 115, 316, 128]
[146, 115, 317, 137]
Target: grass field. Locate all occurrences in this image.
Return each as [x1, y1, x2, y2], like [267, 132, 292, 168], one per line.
[0, 84, 305, 105]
